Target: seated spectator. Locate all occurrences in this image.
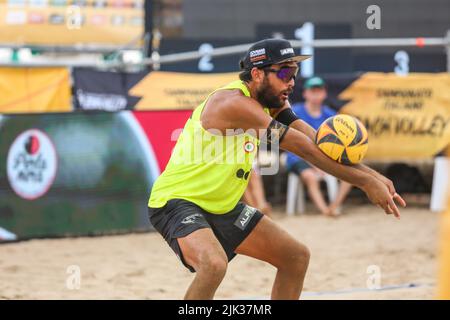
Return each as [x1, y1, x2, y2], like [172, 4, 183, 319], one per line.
[286, 77, 352, 216]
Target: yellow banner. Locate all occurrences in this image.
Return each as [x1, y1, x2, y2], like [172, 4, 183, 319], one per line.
[130, 71, 240, 110]
[0, 67, 72, 113]
[340, 72, 450, 159]
[437, 147, 450, 299]
[0, 0, 143, 46]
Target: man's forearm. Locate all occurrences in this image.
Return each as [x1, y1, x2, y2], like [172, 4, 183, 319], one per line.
[282, 116, 389, 192]
[281, 128, 372, 189]
[290, 119, 316, 142]
[354, 164, 381, 179]
[353, 163, 396, 195]
[289, 119, 386, 186]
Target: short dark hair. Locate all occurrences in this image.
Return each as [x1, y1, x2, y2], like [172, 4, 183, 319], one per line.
[239, 70, 252, 82]
[239, 64, 272, 82]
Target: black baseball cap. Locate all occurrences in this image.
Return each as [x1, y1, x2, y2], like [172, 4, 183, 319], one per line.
[239, 38, 311, 70]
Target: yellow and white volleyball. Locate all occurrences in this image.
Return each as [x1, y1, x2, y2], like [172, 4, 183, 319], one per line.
[315, 114, 369, 165]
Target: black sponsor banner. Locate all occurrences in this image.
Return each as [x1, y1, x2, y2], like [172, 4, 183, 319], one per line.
[72, 68, 148, 112]
[158, 38, 254, 73]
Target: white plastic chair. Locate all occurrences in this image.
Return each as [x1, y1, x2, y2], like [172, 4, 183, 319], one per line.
[286, 171, 340, 216]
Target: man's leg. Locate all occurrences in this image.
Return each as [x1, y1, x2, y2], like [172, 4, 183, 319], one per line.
[235, 216, 310, 300]
[177, 228, 228, 299]
[300, 168, 330, 215]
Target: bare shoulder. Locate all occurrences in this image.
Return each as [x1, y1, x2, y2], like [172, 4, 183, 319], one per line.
[201, 86, 275, 133]
[206, 88, 253, 112]
[207, 89, 264, 116]
[201, 89, 261, 130]
[207, 88, 244, 107]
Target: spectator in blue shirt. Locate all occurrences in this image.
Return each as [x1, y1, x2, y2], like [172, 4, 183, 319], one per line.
[286, 77, 352, 216]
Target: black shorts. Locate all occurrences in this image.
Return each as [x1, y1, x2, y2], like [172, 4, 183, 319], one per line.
[148, 199, 264, 273]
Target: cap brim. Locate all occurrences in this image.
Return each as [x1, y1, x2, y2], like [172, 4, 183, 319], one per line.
[277, 55, 311, 64]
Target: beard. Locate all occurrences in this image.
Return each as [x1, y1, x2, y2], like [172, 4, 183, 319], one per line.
[255, 77, 285, 109]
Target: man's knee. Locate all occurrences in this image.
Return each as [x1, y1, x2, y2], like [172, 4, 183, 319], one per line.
[196, 250, 228, 279]
[279, 242, 310, 273]
[296, 243, 311, 265]
[178, 229, 228, 279]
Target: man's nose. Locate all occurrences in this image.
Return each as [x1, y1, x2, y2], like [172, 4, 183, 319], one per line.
[288, 77, 295, 87]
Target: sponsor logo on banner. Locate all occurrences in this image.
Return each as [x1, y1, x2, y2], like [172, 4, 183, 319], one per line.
[29, 0, 47, 8]
[72, 0, 88, 7]
[50, 0, 69, 6]
[340, 72, 450, 159]
[49, 13, 65, 24]
[93, 0, 107, 8]
[6, 11, 27, 25]
[28, 12, 45, 24]
[76, 90, 128, 111]
[112, 0, 129, 8]
[130, 71, 239, 110]
[111, 15, 125, 26]
[8, 0, 27, 6]
[129, 16, 142, 26]
[7, 129, 58, 200]
[90, 14, 106, 25]
[133, 0, 143, 9]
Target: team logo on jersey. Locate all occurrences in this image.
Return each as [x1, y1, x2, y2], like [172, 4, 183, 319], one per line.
[243, 141, 255, 153]
[236, 168, 250, 180]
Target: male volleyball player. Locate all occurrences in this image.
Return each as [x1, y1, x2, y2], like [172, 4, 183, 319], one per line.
[148, 39, 406, 300]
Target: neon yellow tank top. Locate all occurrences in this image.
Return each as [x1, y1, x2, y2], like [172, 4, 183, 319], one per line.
[148, 80, 269, 214]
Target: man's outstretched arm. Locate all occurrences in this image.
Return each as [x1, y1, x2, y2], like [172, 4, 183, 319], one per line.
[223, 95, 406, 217]
[275, 105, 406, 207]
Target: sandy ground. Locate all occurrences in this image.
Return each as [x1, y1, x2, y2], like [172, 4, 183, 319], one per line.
[0, 204, 439, 300]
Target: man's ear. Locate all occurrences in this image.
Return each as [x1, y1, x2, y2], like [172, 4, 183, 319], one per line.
[250, 67, 264, 83]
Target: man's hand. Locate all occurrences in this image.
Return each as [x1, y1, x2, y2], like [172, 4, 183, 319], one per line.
[361, 176, 405, 219]
[376, 175, 407, 208]
[354, 164, 407, 209]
